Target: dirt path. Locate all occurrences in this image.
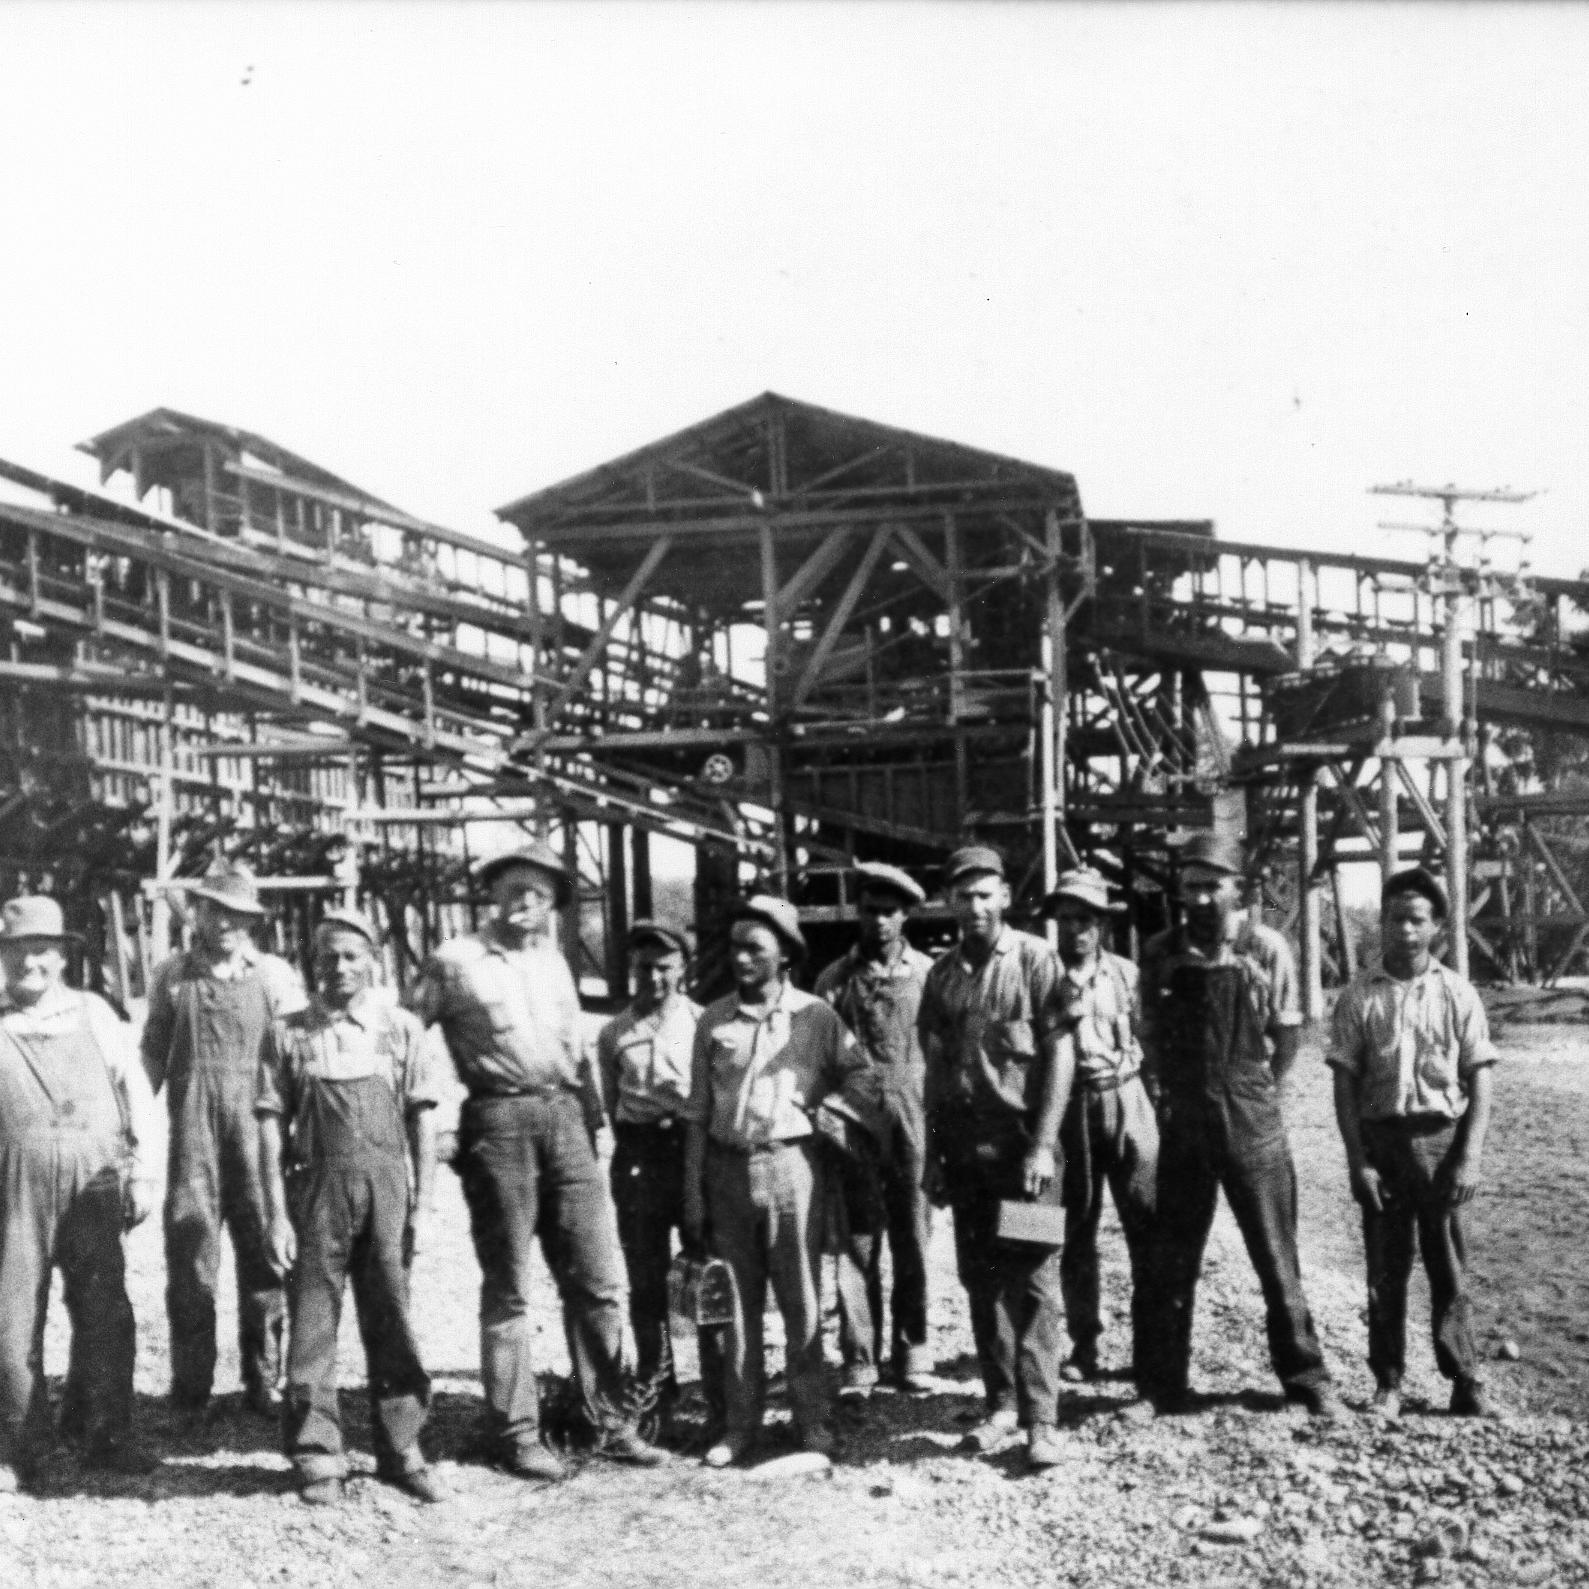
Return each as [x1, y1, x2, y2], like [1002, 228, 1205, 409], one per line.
[4, 1032, 1588, 1588]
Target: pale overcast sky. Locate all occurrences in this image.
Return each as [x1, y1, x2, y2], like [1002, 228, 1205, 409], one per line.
[2, 2, 1585, 572]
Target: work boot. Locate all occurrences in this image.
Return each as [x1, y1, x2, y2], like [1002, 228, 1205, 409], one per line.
[840, 1362, 879, 1398]
[1026, 1425, 1064, 1470]
[389, 1466, 446, 1504]
[603, 1429, 669, 1467]
[502, 1443, 567, 1482]
[0, 1464, 20, 1495]
[1450, 1378, 1498, 1419]
[958, 1407, 1020, 1453]
[1370, 1384, 1403, 1422]
[800, 1424, 837, 1459]
[300, 1477, 344, 1507]
[1059, 1348, 1099, 1385]
[703, 1435, 750, 1469]
[1295, 1384, 1349, 1424]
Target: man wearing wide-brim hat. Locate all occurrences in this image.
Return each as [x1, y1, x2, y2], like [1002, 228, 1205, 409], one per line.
[814, 861, 937, 1396]
[681, 894, 877, 1466]
[411, 841, 664, 1478]
[0, 895, 161, 1488]
[142, 857, 306, 1425]
[1136, 832, 1342, 1419]
[1039, 868, 1158, 1395]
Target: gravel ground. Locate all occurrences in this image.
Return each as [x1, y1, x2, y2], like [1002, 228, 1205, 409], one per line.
[3, 1030, 1586, 1589]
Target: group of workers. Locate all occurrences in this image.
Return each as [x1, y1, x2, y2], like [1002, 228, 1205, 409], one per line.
[0, 825, 1498, 1502]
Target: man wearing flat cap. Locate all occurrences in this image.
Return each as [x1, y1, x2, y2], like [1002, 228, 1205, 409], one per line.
[1040, 868, 1157, 1394]
[142, 857, 306, 1424]
[1137, 832, 1341, 1418]
[258, 910, 443, 1504]
[594, 919, 704, 1415]
[412, 842, 662, 1479]
[1329, 866, 1498, 1420]
[918, 845, 1075, 1471]
[682, 894, 875, 1466]
[815, 861, 936, 1395]
[0, 895, 160, 1489]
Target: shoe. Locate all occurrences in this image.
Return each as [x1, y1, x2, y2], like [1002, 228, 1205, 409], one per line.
[82, 1442, 160, 1477]
[1059, 1349, 1099, 1385]
[1026, 1425, 1064, 1470]
[603, 1429, 669, 1467]
[1450, 1379, 1498, 1419]
[0, 1464, 19, 1495]
[703, 1439, 747, 1469]
[800, 1424, 837, 1459]
[1297, 1385, 1349, 1423]
[1151, 1389, 1197, 1418]
[502, 1444, 568, 1482]
[958, 1408, 1020, 1453]
[895, 1371, 934, 1397]
[840, 1363, 879, 1396]
[300, 1477, 344, 1507]
[389, 1466, 446, 1504]
[1371, 1384, 1403, 1422]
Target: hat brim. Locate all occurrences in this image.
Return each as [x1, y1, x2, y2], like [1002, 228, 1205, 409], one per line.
[628, 926, 690, 957]
[476, 856, 574, 907]
[184, 885, 268, 917]
[729, 903, 806, 959]
[0, 930, 81, 944]
[1042, 890, 1126, 916]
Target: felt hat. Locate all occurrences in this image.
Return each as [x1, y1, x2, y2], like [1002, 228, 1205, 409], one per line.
[1383, 865, 1449, 921]
[730, 894, 806, 959]
[627, 918, 693, 958]
[476, 841, 576, 907]
[316, 907, 380, 949]
[1042, 867, 1125, 917]
[853, 861, 926, 908]
[943, 845, 1006, 886]
[0, 896, 79, 942]
[186, 858, 268, 917]
[1177, 831, 1247, 878]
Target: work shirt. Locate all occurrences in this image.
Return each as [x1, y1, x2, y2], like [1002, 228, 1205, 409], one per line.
[141, 943, 305, 1091]
[1056, 950, 1143, 1089]
[256, 991, 439, 1152]
[0, 984, 160, 1183]
[690, 981, 869, 1151]
[814, 940, 934, 1109]
[411, 927, 585, 1099]
[918, 926, 1065, 1126]
[1139, 919, 1301, 1080]
[595, 995, 703, 1126]
[1327, 959, 1498, 1122]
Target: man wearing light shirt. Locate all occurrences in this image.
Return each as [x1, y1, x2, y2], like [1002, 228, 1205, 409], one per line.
[0, 895, 159, 1491]
[1329, 866, 1498, 1421]
[595, 919, 703, 1409]
[683, 895, 874, 1467]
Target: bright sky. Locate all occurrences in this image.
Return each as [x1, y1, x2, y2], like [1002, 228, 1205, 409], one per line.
[2, 2, 1586, 572]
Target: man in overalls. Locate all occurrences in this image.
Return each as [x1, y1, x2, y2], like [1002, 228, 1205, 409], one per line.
[594, 919, 705, 1423]
[142, 858, 306, 1424]
[1137, 832, 1342, 1419]
[0, 895, 160, 1490]
[814, 861, 936, 1396]
[257, 910, 442, 1506]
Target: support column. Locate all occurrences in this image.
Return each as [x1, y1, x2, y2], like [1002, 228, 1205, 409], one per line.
[1378, 682, 1400, 884]
[561, 817, 582, 977]
[1442, 588, 1470, 977]
[604, 821, 629, 1001]
[1040, 510, 1067, 919]
[944, 511, 969, 828]
[1295, 559, 1323, 1021]
[760, 523, 789, 890]
[631, 827, 653, 921]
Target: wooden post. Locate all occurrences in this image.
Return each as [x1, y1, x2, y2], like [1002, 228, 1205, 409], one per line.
[561, 816, 582, 977]
[152, 698, 175, 961]
[1379, 681, 1400, 883]
[632, 826, 653, 920]
[605, 820, 629, 1001]
[760, 523, 789, 890]
[1442, 589, 1470, 977]
[1295, 558, 1323, 1020]
[944, 511, 969, 827]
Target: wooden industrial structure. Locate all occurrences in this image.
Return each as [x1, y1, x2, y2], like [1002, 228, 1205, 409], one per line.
[2, 396, 1589, 1009]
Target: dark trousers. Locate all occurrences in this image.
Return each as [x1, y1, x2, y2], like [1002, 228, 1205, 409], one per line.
[457, 1092, 632, 1453]
[0, 1150, 133, 1469]
[833, 1119, 932, 1378]
[611, 1122, 685, 1393]
[1361, 1116, 1479, 1388]
[1060, 1078, 1158, 1369]
[707, 1139, 828, 1442]
[284, 1153, 430, 1483]
[949, 1188, 1065, 1428]
[1138, 1121, 1330, 1401]
[165, 1070, 284, 1406]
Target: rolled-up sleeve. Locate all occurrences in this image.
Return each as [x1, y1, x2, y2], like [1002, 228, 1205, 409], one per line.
[1265, 934, 1303, 1031]
[1455, 983, 1499, 1077]
[682, 1014, 714, 1127]
[1326, 983, 1367, 1077]
[254, 1020, 292, 1120]
[396, 1012, 442, 1112]
[87, 995, 161, 1185]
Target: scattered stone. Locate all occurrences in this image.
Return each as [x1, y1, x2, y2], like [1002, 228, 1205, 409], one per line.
[1497, 1472, 1526, 1496]
[1460, 1536, 1493, 1565]
[1172, 1505, 1203, 1531]
[1415, 1518, 1468, 1559]
[1509, 1560, 1554, 1586]
[1499, 1340, 1522, 1362]
[1199, 1518, 1262, 1545]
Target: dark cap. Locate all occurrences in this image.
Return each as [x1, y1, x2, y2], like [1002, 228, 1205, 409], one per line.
[627, 918, 692, 958]
[1177, 831, 1247, 878]
[853, 860, 926, 908]
[1383, 865, 1449, 921]
[476, 841, 576, 907]
[730, 894, 806, 959]
[943, 845, 1006, 886]
[316, 908, 380, 949]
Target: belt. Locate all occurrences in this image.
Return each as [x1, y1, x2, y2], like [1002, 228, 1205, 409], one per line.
[617, 1114, 680, 1132]
[708, 1136, 806, 1156]
[1079, 1068, 1139, 1095]
[466, 1083, 576, 1104]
